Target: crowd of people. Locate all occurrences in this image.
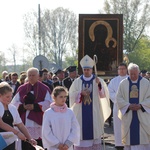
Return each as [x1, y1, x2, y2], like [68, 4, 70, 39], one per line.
[0, 54, 150, 150]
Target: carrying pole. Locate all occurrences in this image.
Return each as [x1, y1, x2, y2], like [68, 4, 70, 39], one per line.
[93, 54, 106, 150]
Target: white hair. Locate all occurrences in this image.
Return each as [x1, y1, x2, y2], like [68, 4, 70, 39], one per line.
[27, 67, 39, 75]
[2, 71, 8, 75]
[2, 71, 8, 79]
[128, 63, 140, 73]
[24, 77, 28, 83]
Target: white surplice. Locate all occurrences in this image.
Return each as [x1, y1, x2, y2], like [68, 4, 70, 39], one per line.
[42, 108, 80, 150]
[11, 91, 52, 139]
[11, 90, 52, 150]
[108, 75, 128, 146]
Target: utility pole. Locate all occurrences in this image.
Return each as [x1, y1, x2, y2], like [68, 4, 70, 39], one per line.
[38, 4, 41, 55]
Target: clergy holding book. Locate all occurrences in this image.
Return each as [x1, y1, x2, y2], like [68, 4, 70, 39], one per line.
[116, 63, 150, 150]
[11, 67, 52, 150]
[69, 55, 111, 150]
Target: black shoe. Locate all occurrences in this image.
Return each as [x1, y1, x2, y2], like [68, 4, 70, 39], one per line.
[115, 146, 124, 150]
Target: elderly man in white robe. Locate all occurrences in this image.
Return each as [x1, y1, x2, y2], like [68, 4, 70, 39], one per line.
[69, 55, 111, 150]
[108, 63, 128, 150]
[116, 63, 150, 150]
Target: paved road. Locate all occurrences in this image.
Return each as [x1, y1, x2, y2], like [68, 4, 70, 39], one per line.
[105, 145, 116, 150]
[103, 122, 116, 150]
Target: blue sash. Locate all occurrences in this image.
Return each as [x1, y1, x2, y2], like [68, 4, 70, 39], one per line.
[80, 75, 95, 140]
[128, 76, 142, 145]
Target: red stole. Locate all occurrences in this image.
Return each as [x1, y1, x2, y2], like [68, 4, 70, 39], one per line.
[16, 81, 50, 125]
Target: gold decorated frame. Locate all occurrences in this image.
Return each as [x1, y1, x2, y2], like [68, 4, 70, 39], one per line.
[78, 14, 123, 76]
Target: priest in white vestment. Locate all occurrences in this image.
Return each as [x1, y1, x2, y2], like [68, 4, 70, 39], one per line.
[116, 63, 150, 150]
[108, 63, 128, 150]
[69, 55, 111, 150]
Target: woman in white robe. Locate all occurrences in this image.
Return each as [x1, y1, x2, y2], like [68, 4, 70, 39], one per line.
[0, 82, 37, 150]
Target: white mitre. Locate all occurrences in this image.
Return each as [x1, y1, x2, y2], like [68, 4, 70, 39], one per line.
[80, 55, 95, 68]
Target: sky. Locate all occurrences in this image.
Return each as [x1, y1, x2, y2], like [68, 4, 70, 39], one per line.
[0, 0, 104, 63]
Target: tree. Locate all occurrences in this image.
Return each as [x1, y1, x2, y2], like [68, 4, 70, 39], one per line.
[7, 44, 18, 72]
[128, 35, 150, 70]
[64, 54, 78, 68]
[42, 7, 78, 67]
[103, 0, 150, 53]
[23, 7, 78, 68]
[0, 51, 7, 73]
[23, 11, 39, 57]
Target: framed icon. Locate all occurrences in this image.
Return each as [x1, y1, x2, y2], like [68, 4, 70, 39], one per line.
[78, 14, 123, 76]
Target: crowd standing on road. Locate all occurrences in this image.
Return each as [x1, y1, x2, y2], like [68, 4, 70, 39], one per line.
[0, 56, 150, 150]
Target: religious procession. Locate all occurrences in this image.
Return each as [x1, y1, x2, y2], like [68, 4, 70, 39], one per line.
[1, 1, 150, 149]
[1, 52, 150, 150]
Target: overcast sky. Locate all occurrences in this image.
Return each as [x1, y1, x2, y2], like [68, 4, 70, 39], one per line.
[0, 0, 104, 59]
